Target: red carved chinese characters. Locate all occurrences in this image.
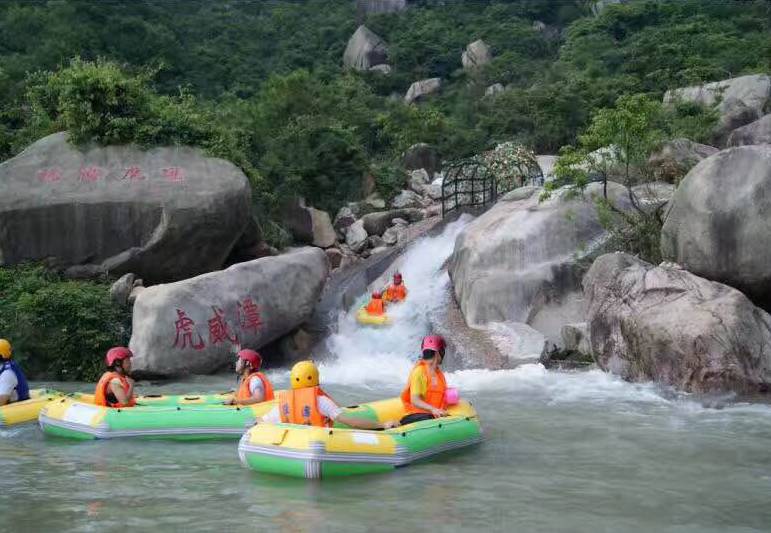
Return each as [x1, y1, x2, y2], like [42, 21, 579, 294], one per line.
[237, 297, 262, 332]
[163, 167, 185, 183]
[37, 167, 63, 183]
[122, 165, 146, 181]
[173, 309, 205, 350]
[79, 165, 105, 183]
[208, 306, 238, 345]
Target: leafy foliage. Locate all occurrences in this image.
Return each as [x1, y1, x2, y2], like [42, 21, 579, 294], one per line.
[0, 265, 131, 380]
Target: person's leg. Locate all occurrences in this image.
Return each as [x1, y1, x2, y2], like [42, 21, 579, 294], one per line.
[399, 412, 434, 425]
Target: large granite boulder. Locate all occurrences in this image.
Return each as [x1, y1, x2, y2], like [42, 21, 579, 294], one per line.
[448, 182, 632, 345]
[391, 189, 425, 209]
[280, 198, 336, 248]
[130, 247, 328, 376]
[0, 132, 250, 283]
[727, 114, 771, 146]
[661, 145, 771, 307]
[343, 25, 389, 71]
[461, 40, 492, 70]
[584, 253, 771, 394]
[405, 78, 442, 104]
[664, 74, 771, 146]
[647, 138, 718, 182]
[361, 208, 423, 236]
[403, 143, 440, 177]
[344, 219, 369, 253]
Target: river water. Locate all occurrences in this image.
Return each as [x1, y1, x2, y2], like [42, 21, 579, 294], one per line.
[2, 219, 771, 532]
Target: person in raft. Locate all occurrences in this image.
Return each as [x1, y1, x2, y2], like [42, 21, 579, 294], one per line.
[365, 290, 386, 316]
[228, 349, 274, 406]
[383, 272, 407, 303]
[94, 347, 137, 408]
[258, 360, 396, 429]
[399, 335, 448, 425]
[0, 339, 30, 406]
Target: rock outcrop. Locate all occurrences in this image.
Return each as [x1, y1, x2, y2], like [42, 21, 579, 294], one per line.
[130, 248, 328, 376]
[448, 182, 632, 345]
[343, 25, 389, 71]
[647, 138, 718, 182]
[661, 145, 771, 308]
[727, 114, 771, 147]
[405, 78, 442, 104]
[461, 40, 492, 70]
[0, 132, 251, 283]
[664, 74, 771, 146]
[485, 83, 504, 97]
[584, 253, 771, 394]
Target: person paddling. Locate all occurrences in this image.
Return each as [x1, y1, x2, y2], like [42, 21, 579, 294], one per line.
[400, 335, 448, 425]
[258, 360, 396, 429]
[0, 339, 30, 406]
[229, 349, 274, 406]
[94, 347, 137, 408]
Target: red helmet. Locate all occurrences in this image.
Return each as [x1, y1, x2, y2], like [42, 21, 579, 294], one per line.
[393, 273, 403, 285]
[421, 335, 446, 357]
[372, 291, 382, 299]
[105, 347, 133, 367]
[237, 349, 262, 370]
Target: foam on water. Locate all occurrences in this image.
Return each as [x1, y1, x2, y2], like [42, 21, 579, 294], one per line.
[320, 215, 471, 390]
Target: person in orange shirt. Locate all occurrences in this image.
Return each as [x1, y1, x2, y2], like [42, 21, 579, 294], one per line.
[365, 291, 386, 316]
[94, 347, 137, 408]
[383, 273, 407, 303]
[400, 335, 448, 425]
[229, 349, 274, 406]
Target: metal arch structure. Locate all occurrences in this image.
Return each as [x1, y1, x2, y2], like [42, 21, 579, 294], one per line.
[440, 152, 544, 218]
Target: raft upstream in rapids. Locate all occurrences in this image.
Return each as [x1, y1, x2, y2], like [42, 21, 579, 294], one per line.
[238, 397, 482, 479]
[355, 307, 392, 326]
[39, 396, 275, 440]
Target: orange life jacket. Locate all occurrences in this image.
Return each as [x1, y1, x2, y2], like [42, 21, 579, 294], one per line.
[366, 298, 385, 316]
[385, 284, 407, 302]
[401, 361, 447, 415]
[278, 386, 333, 427]
[235, 372, 275, 402]
[94, 371, 136, 408]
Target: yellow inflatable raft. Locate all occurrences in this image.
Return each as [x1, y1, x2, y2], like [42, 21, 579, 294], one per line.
[239, 397, 482, 479]
[355, 307, 392, 326]
[0, 389, 62, 427]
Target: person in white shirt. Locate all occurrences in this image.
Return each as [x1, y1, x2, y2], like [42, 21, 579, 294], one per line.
[0, 339, 30, 405]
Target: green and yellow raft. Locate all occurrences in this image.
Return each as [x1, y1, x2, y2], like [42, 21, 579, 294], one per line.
[39, 393, 274, 440]
[0, 389, 62, 427]
[238, 397, 482, 479]
[355, 307, 392, 327]
[1, 389, 236, 428]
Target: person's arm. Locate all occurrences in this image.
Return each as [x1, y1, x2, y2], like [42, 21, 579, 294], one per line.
[235, 385, 265, 405]
[335, 413, 397, 430]
[410, 394, 447, 417]
[254, 405, 280, 425]
[109, 378, 132, 405]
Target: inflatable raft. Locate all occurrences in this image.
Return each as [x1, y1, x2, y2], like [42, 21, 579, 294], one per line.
[39, 396, 274, 440]
[355, 307, 392, 326]
[0, 389, 62, 427]
[238, 397, 482, 479]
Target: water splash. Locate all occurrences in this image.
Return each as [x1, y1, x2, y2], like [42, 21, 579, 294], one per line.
[319, 215, 472, 389]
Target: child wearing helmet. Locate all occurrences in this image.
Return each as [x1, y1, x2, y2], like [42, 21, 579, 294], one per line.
[365, 291, 385, 316]
[229, 349, 274, 405]
[383, 272, 407, 303]
[258, 360, 397, 430]
[94, 347, 137, 408]
[399, 335, 448, 425]
[0, 339, 30, 406]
